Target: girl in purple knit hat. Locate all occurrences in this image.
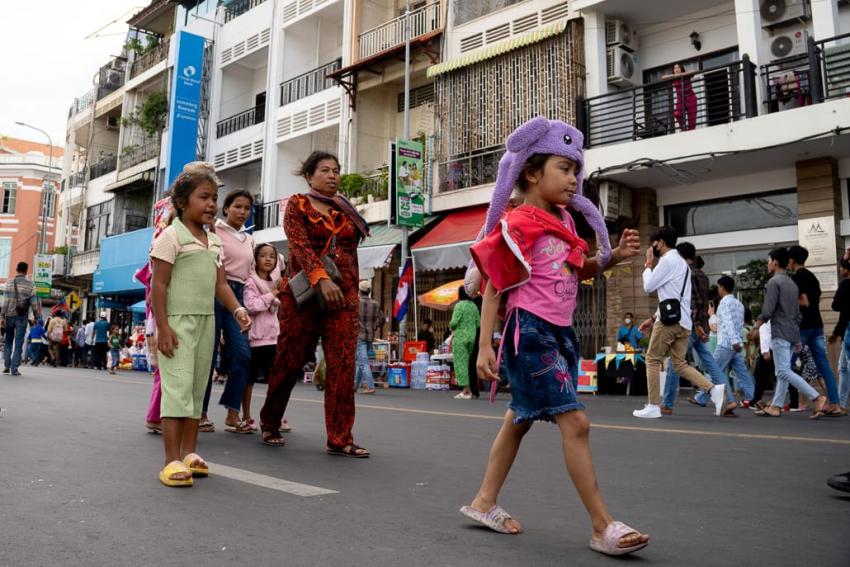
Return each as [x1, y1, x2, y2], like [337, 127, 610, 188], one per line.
[459, 116, 649, 557]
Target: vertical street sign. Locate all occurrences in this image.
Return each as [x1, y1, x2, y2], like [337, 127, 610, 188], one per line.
[34, 255, 53, 298]
[164, 31, 206, 188]
[395, 139, 425, 227]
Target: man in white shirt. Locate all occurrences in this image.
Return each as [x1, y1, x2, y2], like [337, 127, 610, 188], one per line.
[635, 227, 726, 419]
[712, 275, 754, 415]
[84, 319, 96, 369]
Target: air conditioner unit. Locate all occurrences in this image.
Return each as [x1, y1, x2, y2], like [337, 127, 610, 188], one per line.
[607, 46, 637, 87]
[760, 0, 810, 29]
[105, 116, 120, 130]
[605, 19, 638, 51]
[770, 27, 808, 59]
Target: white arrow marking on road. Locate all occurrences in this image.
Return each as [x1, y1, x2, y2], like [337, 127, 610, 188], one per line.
[207, 462, 338, 497]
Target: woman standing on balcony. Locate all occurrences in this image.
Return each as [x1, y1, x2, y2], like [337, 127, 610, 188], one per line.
[199, 189, 257, 434]
[259, 151, 371, 457]
[663, 63, 698, 132]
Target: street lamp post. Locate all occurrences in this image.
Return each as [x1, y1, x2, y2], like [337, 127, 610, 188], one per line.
[14, 122, 55, 256]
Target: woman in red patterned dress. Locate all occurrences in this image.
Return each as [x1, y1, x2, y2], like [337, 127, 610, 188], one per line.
[259, 151, 371, 457]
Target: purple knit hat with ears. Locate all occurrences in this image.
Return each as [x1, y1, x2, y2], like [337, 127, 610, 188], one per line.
[464, 116, 612, 294]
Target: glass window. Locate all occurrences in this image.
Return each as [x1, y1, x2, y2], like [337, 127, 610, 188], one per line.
[0, 238, 11, 278]
[454, 0, 525, 25]
[1, 182, 16, 214]
[665, 191, 797, 237]
[41, 186, 56, 218]
[85, 201, 113, 250]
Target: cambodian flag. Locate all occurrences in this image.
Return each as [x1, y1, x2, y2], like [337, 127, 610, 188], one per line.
[393, 259, 414, 322]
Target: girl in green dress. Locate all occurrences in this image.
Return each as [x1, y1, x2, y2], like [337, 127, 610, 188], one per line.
[451, 285, 480, 400]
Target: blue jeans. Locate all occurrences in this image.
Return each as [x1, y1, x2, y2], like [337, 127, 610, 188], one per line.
[354, 339, 374, 390]
[662, 330, 729, 407]
[203, 281, 252, 413]
[110, 348, 120, 369]
[712, 345, 755, 402]
[771, 337, 820, 406]
[798, 328, 839, 404]
[839, 328, 850, 409]
[4, 315, 28, 372]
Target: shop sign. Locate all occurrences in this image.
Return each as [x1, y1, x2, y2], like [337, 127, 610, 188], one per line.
[797, 215, 837, 266]
[34, 254, 53, 298]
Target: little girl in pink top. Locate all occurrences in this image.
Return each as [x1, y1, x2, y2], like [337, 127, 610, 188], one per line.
[243, 243, 282, 432]
[459, 117, 649, 557]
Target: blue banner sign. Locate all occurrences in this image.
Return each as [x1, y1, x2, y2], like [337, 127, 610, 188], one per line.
[164, 31, 205, 189]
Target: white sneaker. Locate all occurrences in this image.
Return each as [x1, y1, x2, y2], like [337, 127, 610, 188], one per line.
[632, 404, 662, 418]
[709, 385, 726, 416]
[454, 392, 472, 400]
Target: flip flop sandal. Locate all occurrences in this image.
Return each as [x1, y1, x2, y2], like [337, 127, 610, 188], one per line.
[226, 420, 255, 434]
[159, 460, 193, 487]
[199, 419, 215, 433]
[262, 431, 286, 447]
[590, 521, 649, 556]
[327, 443, 370, 458]
[755, 409, 780, 417]
[459, 504, 521, 534]
[145, 422, 162, 434]
[182, 453, 208, 477]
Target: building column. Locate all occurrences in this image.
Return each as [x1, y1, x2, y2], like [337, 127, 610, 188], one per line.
[734, 0, 768, 109]
[796, 157, 842, 331]
[605, 187, 659, 346]
[810, 0, 839, 41]
[582, 10, 608, 99]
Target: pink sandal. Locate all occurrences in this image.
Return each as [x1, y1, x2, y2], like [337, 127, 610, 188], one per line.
[589, 521, 649, 556]
[459, 505, 521, 534]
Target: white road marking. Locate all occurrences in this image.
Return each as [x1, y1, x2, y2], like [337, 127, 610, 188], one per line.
[206, 462, 338, 497]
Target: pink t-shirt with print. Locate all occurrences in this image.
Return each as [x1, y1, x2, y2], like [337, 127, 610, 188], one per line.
[506, 208, 579, 327]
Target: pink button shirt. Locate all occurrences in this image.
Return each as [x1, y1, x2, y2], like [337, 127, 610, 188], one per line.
[215, 219, 255, 284]
[506, 209, 579, 327]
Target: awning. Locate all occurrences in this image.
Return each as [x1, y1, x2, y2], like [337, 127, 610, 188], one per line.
[411, 206, 486, 271]
[130, 300, 146, 314]
[357, 218, 438, 270]
[105, 169, 155, 192]
[359, 245, 396, 271]
[427, 19, 568, 78]
[93, 227, 154, 296]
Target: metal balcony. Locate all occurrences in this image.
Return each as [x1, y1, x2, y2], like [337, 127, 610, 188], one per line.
[358, 1, 441, 60]
[216, 106, 264, 138]
[438, 147, 502, 193]
[279, 58, 342, 106]
[224, 0, 268, 23]
[119, 138, 160, 171]
[129, 40, 170, 80]
[89, 155, 118, 179]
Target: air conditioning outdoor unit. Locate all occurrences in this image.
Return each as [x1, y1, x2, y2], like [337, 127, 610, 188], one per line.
[769, 27, 808, 59]
[760, 0, 810, 29]
[605, 19, 638, 51]
[607, 46, 637, 87]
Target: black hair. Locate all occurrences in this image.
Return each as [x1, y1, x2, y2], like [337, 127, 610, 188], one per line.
[841, 259, 850, 271]
[458, 285, 470, 302]
[253, 243, 278, 271]
[223, 189, 254, 214]
[769, 247, 790, 269]
[717, 275, 736, 293]
[676, 241, 696, 261]
[788, 245, 809, 266]
[16, 261, 28, 274]
[295, 151, 340, 179]
[650, 226, 678, 249]
[696, 256, 705, 270]
[169, 170, 220, 219]
[624, 311, 634, 318]
[517, 154, 553, 192]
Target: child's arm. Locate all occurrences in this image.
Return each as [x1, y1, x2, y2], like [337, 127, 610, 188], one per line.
[576, 228, 641, 280]
[243, 278, 274, 314]
[476, 282, 501, 382]
[214, 265, 252, 332]
[151, 258, 178, 358]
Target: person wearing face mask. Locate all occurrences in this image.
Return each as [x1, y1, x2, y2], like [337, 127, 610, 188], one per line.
[616, 312, 642, 350]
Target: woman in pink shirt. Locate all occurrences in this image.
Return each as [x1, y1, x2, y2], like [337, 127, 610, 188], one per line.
[200, 189, 256, 433]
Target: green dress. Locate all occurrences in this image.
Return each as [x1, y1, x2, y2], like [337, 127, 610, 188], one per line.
[451, 299, 480, 388]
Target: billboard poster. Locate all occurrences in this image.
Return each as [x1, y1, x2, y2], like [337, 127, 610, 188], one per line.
[394, 139, 425, 227]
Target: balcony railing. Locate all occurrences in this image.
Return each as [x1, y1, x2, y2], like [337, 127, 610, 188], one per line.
[259, 200, 281, 230]
[279, 58, 342, 106]
[68, 169, 87, 188]
[216, 106, 264, 138]
[362, 170, 389, 201]
[96, 60, 127, 100]
[129, 41, 170, 80]
[119, 138, 160, 171]
[224, 0, 268, 23]
[359, 1, 441, 60]
[89, 155, 118, 180]
[583, 56, 757, 148]
[69, 90, 95, 117]
[438, 147, 502, 193]
[762, 32, 850, 114]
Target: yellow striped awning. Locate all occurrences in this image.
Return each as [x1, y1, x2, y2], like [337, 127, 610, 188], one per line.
[427, 19, 569, 78]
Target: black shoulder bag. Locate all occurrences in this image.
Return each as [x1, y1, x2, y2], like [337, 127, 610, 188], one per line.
[659, 268, 690, 326]
[13, 279, 30, 317]
[288, 234, 343, 310]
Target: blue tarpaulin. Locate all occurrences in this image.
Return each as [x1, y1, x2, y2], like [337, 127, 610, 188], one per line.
[92, 227, 153, 297]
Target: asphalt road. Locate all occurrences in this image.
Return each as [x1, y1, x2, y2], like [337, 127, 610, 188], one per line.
[1, 365, 848, 567]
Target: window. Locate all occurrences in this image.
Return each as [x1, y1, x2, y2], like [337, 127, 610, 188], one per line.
[664, 190, 797, 237]
[397, 84, 435, 112]
[41, 186, 56, 217]
[454, 0, 525, 26]
[85, 201, 113, 250]
[1, 182, 16, 214]
[0, 238, 11, 279]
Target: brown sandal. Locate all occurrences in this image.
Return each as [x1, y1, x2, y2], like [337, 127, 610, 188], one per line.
[262, 430, 286, 447]
[327, 443, 370, 458]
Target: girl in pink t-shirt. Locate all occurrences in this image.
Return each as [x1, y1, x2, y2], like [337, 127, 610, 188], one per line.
[459, 117, 648, 557]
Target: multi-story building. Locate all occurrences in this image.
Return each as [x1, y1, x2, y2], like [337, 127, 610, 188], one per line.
[0, 137, 63, 287]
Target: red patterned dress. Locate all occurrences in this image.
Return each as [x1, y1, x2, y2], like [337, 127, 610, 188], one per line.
[259, 194, 360, 450]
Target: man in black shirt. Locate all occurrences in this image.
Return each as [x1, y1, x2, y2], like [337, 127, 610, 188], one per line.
[829, 259, 850, 413]
[788, 245, 842, 415]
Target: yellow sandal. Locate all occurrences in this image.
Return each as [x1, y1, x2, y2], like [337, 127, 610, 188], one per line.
[159, 460, 193, 487]
[182, 453, 209, 477]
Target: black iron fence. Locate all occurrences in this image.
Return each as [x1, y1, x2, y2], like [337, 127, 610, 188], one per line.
[216, 106, 263, 138]
[437, 146, 502, 193]
[583, 56, 757, 148]
[67, 169, 87, 188]
[96, 60, 126, 100]
[279, 58, 342, 106]
[224, 0, 268, 22]
[89, 155, 118, 179]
